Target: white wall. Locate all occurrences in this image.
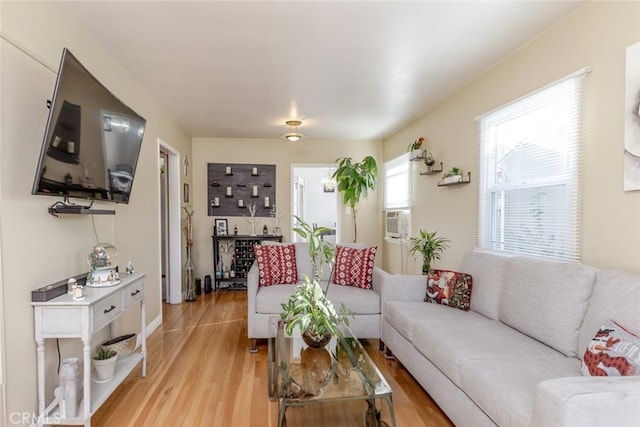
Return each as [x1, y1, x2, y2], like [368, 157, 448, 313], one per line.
[382, 2, 640, 274]
[191, 138, 383, 281]
[0, 2, 191, 423]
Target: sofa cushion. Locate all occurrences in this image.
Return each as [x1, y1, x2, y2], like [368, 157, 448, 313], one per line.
[333, 245, 377, 289]
[255, 283, 302, 314]
[412, 309, 566, 387]
[582, 318, 640, 376]
[459, 251, 509, 320]
[499, 256, 597, 357]
[578, 269, 640, 360]
[461, 357, 581, 427]
[253, 244, 298, 286]
[325, 283, 380, 315]
[426, 269, 472, 311]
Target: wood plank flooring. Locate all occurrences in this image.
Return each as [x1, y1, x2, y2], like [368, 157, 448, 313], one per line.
[92, 291, 454, 426]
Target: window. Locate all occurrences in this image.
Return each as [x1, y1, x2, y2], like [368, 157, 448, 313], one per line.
[384, 153, 411, 209]
[477, 68, 589, 262]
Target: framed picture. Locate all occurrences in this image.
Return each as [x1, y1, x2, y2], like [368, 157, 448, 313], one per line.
[215, 218, 228, 236]
[183, 183, 189, 203]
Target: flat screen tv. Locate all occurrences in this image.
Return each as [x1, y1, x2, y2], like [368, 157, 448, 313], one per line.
[32, 48, 146, 204]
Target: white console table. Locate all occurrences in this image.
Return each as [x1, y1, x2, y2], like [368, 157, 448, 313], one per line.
[31, 272, 147, 426]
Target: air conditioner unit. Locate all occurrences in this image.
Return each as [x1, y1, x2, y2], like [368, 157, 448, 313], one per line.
[385, 210, 406, 239]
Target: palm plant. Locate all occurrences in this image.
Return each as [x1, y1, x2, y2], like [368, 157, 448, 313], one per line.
[408, 229, 450, 274]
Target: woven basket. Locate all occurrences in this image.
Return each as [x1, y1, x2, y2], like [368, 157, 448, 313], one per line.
[101, 334, 136, 358]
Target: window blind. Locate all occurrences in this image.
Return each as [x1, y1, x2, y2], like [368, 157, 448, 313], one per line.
[476, 68, 589, 262]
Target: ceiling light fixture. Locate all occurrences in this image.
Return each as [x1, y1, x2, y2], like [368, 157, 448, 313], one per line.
[283, 120, 303, 142]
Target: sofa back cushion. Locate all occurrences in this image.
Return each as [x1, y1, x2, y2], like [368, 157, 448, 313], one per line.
[459, 251, 509, 320]
[578, 269, 640, 359]
[499, 256, 597, 357]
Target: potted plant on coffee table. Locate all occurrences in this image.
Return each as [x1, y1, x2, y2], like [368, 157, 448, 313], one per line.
[408, 229, 450, 275]
[280, 216, 348, 347]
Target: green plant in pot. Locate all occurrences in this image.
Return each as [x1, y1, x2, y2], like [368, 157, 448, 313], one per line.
[408, 229, 450, 275]
[92, 346, 118, 382]
[332, 156, 378, 243]
[280, 216, 348, 347]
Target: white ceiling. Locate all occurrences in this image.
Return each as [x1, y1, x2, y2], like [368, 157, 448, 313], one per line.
[60, 1, 585, 140]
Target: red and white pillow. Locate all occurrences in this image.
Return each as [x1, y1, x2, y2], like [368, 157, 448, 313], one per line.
[425, 270, 473, 311]
[253, 244, 298, 287]
[582, 319, 640, 377]
[332, 246, 377, 289]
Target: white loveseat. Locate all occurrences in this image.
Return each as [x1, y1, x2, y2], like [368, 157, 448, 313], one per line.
[381, 251, 640, 427]
[247, 242, 385, 351]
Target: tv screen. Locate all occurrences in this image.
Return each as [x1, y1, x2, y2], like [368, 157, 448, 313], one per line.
[32, 48, 145, 204]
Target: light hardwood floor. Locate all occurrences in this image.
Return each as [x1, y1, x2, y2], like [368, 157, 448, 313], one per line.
[92, 291, 454, 426]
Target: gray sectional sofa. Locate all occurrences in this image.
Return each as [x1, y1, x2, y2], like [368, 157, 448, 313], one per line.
[247, 242, 383, 351]
[380, 251, 640, 427]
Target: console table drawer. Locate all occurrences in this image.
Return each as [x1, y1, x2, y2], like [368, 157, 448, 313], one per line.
[92, 293, 123, 332]
[124, 280, 144, 308]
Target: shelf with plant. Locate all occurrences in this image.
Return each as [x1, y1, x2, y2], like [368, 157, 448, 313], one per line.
[438, 167, 471, 186]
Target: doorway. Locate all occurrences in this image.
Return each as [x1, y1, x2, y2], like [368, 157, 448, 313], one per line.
[158, 139, 182, 304]
[291, 165, 339, 243]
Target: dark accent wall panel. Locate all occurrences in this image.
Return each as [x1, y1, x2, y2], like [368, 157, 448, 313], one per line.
[207, 163, 276, 217]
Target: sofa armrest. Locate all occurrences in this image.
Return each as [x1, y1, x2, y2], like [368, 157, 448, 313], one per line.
[370, 266, 388, 296]
[247, 264, 259, 338]
[531, 376, 640, 427]
[380, 273, 426, 303]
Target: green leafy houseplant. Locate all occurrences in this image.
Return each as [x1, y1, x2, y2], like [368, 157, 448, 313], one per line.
[280, 216, 349, 345]
[332, 156, 378, 243]
[408, 229, 450, 275]
[443, 166, 462, 178]
[94, 347, 117, 360]
[407, 136, 425, 152]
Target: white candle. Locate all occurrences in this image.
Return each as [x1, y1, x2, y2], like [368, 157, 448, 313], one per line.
[252, 185, 258, 197]
[264, 197, 270, 207]
[226, 186, 232, 196]
[225, 166, 232, 174]
[238, 199, 244, 207]
[214, 197, 219, 206]
[252, 167, 258, 175]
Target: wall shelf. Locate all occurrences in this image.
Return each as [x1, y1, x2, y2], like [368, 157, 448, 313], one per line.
[420, 162, 443, 176]
[437, 172, 471, 187]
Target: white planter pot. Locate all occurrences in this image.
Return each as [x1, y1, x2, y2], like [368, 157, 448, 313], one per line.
[409, 149, 424, 160]
[93, 353, 118, 382]
[443, 175, 463, 184]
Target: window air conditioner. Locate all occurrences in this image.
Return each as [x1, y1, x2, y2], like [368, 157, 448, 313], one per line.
[385, 210, 406, 239]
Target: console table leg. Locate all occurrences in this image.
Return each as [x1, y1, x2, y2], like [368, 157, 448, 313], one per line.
[83, 339, 91, 422]
[36, 340, 45, 426]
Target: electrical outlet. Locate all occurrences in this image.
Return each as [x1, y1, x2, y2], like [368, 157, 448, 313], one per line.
[345, 206, 352, 215]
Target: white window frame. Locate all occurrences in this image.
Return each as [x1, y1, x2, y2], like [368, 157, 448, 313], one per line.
[383, 152, 412, 210]
[476, 68, 589, 262]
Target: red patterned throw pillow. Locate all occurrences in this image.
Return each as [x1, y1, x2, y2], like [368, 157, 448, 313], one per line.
[332, 246, 377, 289]
[582, 319, 640, 376]
[425, 270, 473, 311]
[253, 244, 298, 287]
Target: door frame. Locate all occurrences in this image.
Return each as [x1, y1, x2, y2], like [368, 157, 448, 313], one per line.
[158, 139, 182, 304]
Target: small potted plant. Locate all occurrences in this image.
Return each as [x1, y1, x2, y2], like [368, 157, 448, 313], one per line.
[280, 216, 349, 347]
[92, 346, 118, 382]
[408, 229, 450, 275]
[443, 166, 463, 184]
[408, 136, 425, 160]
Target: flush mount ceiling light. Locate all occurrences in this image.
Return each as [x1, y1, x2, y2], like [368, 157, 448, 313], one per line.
[283, 120, 303, 142]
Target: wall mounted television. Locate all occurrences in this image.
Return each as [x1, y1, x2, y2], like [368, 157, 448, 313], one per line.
[32, 48, 146, 206]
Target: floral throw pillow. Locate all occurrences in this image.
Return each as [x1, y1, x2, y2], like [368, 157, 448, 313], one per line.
[582, 319, 640, 376]
[253, 244, 297, 287]
[425, 270, 473, 311]
[332, 246, 377, 289]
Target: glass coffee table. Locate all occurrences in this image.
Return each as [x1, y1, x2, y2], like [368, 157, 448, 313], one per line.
[268, 321, 396, 427]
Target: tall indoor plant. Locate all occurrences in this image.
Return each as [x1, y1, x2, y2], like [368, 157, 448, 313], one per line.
[280, 216, 346, 347]
[408, 229, 450, 275]
[332, 156, 378, 243]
